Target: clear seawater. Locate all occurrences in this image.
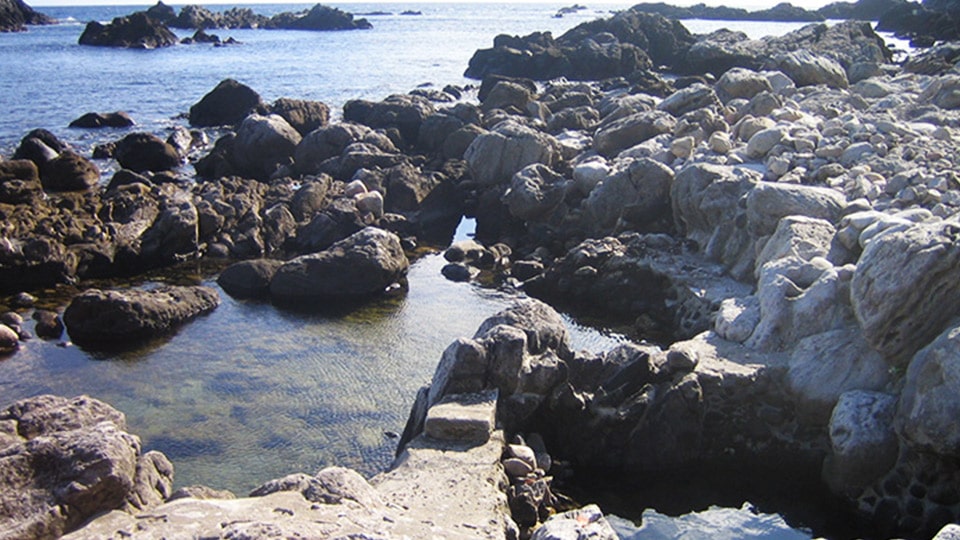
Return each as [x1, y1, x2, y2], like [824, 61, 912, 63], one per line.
[0, 4, 886, 534]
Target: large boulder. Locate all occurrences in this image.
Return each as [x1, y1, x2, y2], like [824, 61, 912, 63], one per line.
[772, 49, 849, 89]
[0, 394, 173, 539]
[896, 320, 960, 457]
[269, 227, 409, 304]
[464, 120, 561, 186]
[584, 157, 674, 233]
[294, 122, 395, 176]
[78, 12, 178, 49]
[113, 132, 181, 172]
[851, 221, 960, 365]
[746, 182, 847, 237]
[189, 79, 265, 127]
[63, 285, 220, 346]
[230, 113, 302, 180]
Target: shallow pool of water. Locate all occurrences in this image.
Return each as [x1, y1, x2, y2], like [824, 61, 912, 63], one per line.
[0, 245, 625, 494]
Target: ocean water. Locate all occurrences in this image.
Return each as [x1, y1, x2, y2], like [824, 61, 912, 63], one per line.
[0, 3, 850, 156]
[0, 4, 885, 534]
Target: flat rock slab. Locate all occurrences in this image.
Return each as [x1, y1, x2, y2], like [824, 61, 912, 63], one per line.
[424, 390, 497, 443]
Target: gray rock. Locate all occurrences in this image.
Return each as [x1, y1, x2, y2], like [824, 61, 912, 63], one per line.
[270, 227, 409, 303]
[921, 75, 960, 110]
[482, 81, 534, 112]
[250, 466, 382, 507]
[772, 49, 849, 89]
[593, 110, 676, 157]
[32, 309, 64, 340]
[935, 524, 960, 540]
[754, 215, 836, 278]
[714, 296, 761, 343]
[715, 67, 774, 103]
[294, 123, 380, 175]
[503, 163, 569, 222]
[746, 182, 846, 237]
[656, 83, 718, 117]
[464, 120, 561, 186]
[231, 113, 302, 180]
[786, 329, 891, 424]
[823, 390, 898, 496]
[268, 97, 329, 136]
[0, 395, 173, 539]
[63, 285, 220, 346]
[896, 320, 960, 457]
[851, 221, 960, 364]
[585, 157, 674, 233]
[0, 324, 19, 353]
[745, 126, 785, 159]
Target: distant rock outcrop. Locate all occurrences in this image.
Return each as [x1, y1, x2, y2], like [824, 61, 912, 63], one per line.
[631, 1, 825, 21]
[0, 0, 54, 32]
[78, 12, 178, 49]
[265, 4, 372, 30]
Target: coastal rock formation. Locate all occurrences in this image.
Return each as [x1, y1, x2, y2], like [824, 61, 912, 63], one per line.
[0, 0, 54, 32]
[78, 12, 178, 49]
[0, 395, 173, 539]
[217, 258, 282, 299]
[63, 285, 220, 346]
[269, 226, 409, 304]
[230, 113, 302, 180]
[266, 3, 372, 31]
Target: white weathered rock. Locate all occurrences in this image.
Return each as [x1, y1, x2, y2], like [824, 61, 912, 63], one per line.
[786, 328, 891, 424]
[708, 131, 733, 154]
[232, 113, 302, 179]
[424, 390, 497, 443]
[746, 182, 846, 237]
[585, 157, 674, 233]
[572, 159, 610, 196]
[716, 67, 774, 103]
[851, 221, 960, 364]
[746, 257, 856, 351]
[714, 296, 761, 343]
[754, 215, 836, 278]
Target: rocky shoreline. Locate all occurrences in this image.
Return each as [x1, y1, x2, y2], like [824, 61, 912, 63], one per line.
[4, 1, 960, 538]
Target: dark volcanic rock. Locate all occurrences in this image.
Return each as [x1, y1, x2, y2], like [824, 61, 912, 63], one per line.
[270, 227, 409, 304]
[145, 1, 175, 23]
[465, 10, 694, 80]
[78, 12, 178, 49]
[817, 0, 909, 20]
[69, 112, 136, 129]
[114, 133, 181, 172]
[63, 285, 220, 346]
[632, 1, 824, 21]
[189, 78, 265, 127]
[0, 0, 55, 32]
[876, 1, 960, 44]
[269, 98, 330, 136]
[0, 394, 174, 538]
[266, 4, 372, 30]
[42, 152, 100, 192]
[342, 94, 435, 147]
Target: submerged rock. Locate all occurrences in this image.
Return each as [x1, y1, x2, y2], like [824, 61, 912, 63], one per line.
[63, 285, 220, 346]
[68, 112, 135, 129]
